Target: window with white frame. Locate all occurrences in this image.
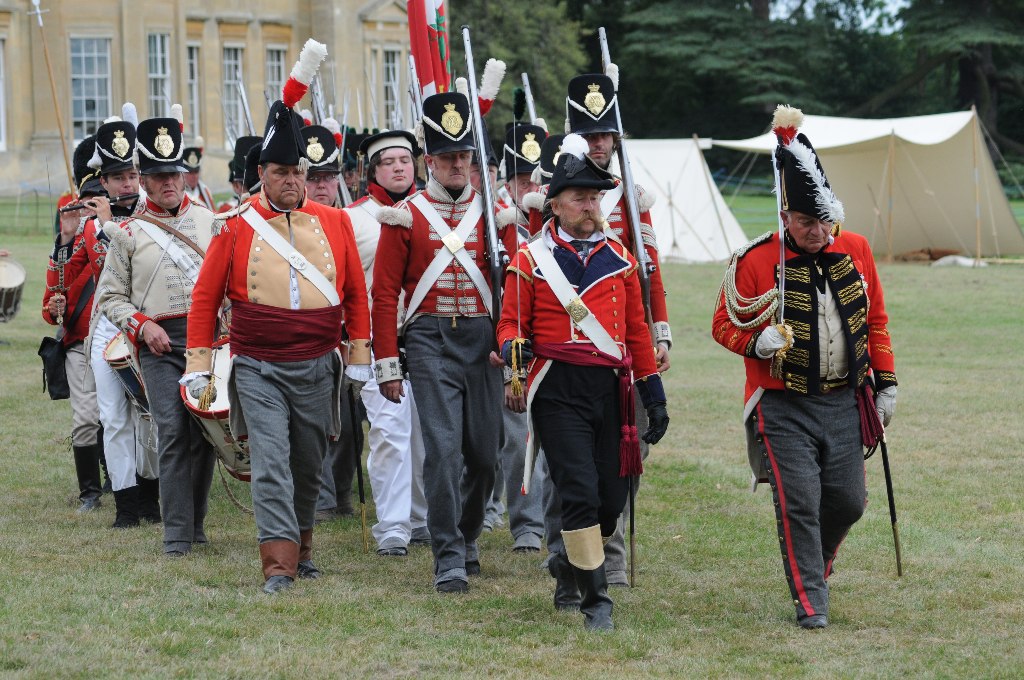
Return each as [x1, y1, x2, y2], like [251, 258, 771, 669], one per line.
[147, 33, 171, 117]
[222, 46, 246, 149]
[70, 37, 112, 140]
[265, 47, 286, 101]
[186, 44, 201, 137]
[0, 39, 7, 151]
[383, 49, 402, 129]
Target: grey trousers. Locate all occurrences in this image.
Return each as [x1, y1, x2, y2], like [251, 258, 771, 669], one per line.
[405, 316, 501, 585]
[755, 387, 866, 620]
[138, 318, 214, 551]
[65, 342, 101, 447]
[234, 352, 339, 544]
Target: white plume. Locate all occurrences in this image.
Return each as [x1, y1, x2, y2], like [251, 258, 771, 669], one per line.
[102, 115, 122, 124]
[478, 58, 506, 101]
[534, 117, 548, 133]
[171, 103, 183, 125]
[772, 104, 803, 132]
[786, 138, 845, 225]
[605, 62, 620, 91]
[299, 108, 313, 123]
[194, 135, 205, 149]
[322, 117, 341, 135]
[291, 39, 328, 86]
[560, 133, 589, 161]
[455, 77, 469, 97]
[87, 146, 102, 169]
[121, 102, 138, 127]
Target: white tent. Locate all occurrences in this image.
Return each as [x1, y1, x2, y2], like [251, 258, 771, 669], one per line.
[619, 138, 749, 263]
[714, 109, 1024, 259]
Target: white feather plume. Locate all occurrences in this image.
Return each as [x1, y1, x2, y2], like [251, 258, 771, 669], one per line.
[455, 77, 469, 97]
[560, 133, 589, 161]
[194, 135, 205, 149]
[171, 103, 183, 125]
[478, 58, 506, 101]
[300, 108, 313, 123]
[121, 102, 138, 127]
[771, 104, 803, 132]
[87, 147, 103, 169]
[322, 117, 341, 135]
[534, 117, 548, 133]
[786, 138, 845, 225]
[102, 115, 122, 125]
[605, 62, 620, 91]
[290, 39, 328, 86]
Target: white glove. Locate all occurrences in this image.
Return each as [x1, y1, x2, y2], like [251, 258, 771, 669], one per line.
[755, 325, 789, 359]
[875, 386, 897, 427]
[180, 372, 215, 401]
[344, 364, 372, 392]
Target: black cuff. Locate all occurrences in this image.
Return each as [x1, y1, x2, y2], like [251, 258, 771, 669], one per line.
[873, 370, 898, 392]
[744, 330, 763, 359]
[52, 235, 73, 263]
[635, 374, 666, 409]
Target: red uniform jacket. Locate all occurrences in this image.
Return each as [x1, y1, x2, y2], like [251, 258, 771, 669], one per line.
[185, 193, 371, 374]
[43, 230, 93, 346]
[370, 181, 517, 382]
[712, 230, 897, 405]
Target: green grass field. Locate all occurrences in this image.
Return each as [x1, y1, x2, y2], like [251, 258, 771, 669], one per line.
[1, 205, 1023, 677]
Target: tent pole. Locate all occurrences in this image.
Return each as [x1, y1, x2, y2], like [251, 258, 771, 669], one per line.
[695, 135, 731, 250]
[886, 134, 896, 262]
[971, 105, 982, 266]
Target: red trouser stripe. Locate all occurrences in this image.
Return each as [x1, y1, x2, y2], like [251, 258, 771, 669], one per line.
[757, 402, 815, 616]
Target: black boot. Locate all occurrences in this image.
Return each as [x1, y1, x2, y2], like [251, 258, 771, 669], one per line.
[574, 563, 614, 631]
[548, 551, 581, 611]
[98, 438, 112, 495]
[137, 475, 162, 524]
[112, 486, 141, 528]
[73, 444, 103, 513]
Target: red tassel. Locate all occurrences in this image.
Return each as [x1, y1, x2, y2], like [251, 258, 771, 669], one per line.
[282, 77, 308, 109]
[618, 425, 643, 477]
[857, 384, 884, 447]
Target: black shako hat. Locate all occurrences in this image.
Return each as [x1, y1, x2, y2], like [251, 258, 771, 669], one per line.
[229, 136, 263, 183]
[136, 117, 187, 175]
[503, 123, 547, 177]
[546, 133, 616, 199]
[243, 144, 262, 193]
[182, 140, 205, 172]
[92, 120, 137, 175]
[73, 136, 104, 196]
[535, 133, 566, 186]
[771, 105, 845, 227]
[566, 74, 620, 136]
[421, 92, 475, 155]
[301, 124, 342, 173]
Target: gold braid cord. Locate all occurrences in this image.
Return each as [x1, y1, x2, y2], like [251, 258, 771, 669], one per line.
[509, 337, 527, 398]
[769, 323, 794, 379]
[197, 374, 216, 411]
[718, 253, 779, 330]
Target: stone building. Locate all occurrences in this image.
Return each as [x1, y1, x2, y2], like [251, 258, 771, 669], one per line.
[0, 0, 412, 193]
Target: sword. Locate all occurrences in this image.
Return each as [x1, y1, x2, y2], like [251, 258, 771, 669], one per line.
[347, 384, 369, 554]
[879, 435, 903, 577]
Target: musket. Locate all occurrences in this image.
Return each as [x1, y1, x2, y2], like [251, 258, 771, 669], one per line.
[599, 27, 649, 590]
[235, 70, 256, 136]
[310, 74, 327, 125]
[337, 92, 354, 207]
[347, 384, 369, 554]
[29, 0, 75, 198]
[598, 28, 655, 339]
[263, 88, 273, 112]
[520, 73, 538, 124]
[880, 436, 903, 577]
[408, 55, 424, 122]
[221, 96, 238, 149]
[461, 25, 506, 329]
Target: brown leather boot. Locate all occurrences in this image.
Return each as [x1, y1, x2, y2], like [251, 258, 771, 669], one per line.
[297, 529, 321, 579]
[260, 539, 299, 594]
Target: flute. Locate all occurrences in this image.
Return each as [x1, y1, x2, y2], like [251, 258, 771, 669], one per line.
[59, 193, 140, 213]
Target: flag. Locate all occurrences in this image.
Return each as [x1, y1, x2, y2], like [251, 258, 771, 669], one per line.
[408, 0, 450, 98]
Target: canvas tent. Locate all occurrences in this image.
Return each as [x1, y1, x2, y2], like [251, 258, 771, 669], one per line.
[714, 109, 1024, 259]
[618, 138, 749, 263]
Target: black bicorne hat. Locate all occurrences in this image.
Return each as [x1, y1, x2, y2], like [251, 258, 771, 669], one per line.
[73, 136, 104, 196]
[546, 133, 616, 199]
[93, 120, 137, 175]
[229, 136, 263, 183]
[259, 100, 308, 167]
[421, 92, 475, 155]
[771, 106, 844, 226]
[503, 123, 547, 177]
[566, 74, 620, 136]
[301, 124, 341, 173]
[136, 118, 187, 175]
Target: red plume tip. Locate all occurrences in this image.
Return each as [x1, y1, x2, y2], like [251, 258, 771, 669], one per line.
[773, 126, 797, 146]
[478, 99, 494, 117]
[333, 132, 343, 146]
[282, 77, 309, 109]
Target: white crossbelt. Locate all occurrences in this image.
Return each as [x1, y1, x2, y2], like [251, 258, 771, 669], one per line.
[133, 220, 202, 284]
[403, 193, 488, 325]
[359, 200, 383, 221]
[240, 208, 341, 306]
[600, 183, 624, 220]
[526, 233, 621, 360]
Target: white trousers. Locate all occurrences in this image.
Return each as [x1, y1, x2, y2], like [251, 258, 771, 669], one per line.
[90, 315, 143, 491]
[361, 368, 427, 545]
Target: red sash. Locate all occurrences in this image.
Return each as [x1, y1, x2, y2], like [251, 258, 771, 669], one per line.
[230, 299, 343, 362]
[534, 342, 643, 476]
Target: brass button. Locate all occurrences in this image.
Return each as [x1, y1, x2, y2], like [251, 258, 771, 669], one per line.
[257, 236, 263, 241]
[314, 228, 321, 234]
[615, 335, 620, 341]
[323, 251, 330, 257]
[613, 323, 619, 329]
[319, 239, 325, 246]
[611, 297, 617, 303]
[613, 311, 618, 317]
[255, 246, 262, 252]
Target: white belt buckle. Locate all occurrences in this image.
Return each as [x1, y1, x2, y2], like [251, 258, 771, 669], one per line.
[288, 251, 308, 271]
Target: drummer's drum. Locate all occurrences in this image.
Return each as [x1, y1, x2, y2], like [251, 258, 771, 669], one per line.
[103, 332, 149, 413]
[0, 258, 26, 322]
[181, 340, 251, 482]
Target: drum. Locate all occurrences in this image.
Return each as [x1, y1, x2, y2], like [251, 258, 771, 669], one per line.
[181, 340, 251, 482]
[103, 332, 149, 413]
[0, 258, 26, 322]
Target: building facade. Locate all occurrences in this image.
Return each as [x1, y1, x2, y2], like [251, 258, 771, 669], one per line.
[0, 0, 412, 193]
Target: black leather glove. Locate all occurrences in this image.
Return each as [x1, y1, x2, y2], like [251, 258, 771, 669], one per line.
[643, 403, 669, 445]
[500, 338, 533, 367]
